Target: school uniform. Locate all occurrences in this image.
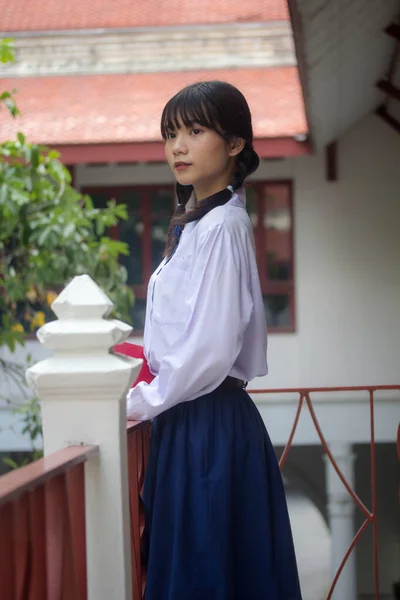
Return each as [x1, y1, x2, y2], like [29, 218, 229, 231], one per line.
[127, 188, 303, 599]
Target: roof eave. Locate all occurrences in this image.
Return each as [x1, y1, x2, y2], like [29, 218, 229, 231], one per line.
[286, 0, 315, 152]
[52, 137, 312, 165]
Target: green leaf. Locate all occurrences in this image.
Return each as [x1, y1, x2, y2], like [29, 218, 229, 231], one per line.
[0, 183, 7, 206]
[4, 97, 20, 118]
[47, 149, 60, 160]
[30, 146, 39, 169]
[0, 38, 16, 64]
[37, 227, 51, 245]
[2, 457, 20, 470]
[32, 449, 44, 461]
[63, 222, 75, 237]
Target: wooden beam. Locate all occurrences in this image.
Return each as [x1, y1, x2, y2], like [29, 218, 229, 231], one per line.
[287, 0, 314, 151]
[325, 141, 338, 182]
[385, 23, 400, 42]
[376, 105, 400, 136]
[51, 137, 312, 165]
[376, 79, 400, 102]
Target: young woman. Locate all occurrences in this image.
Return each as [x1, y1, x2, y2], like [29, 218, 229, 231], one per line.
[127, 81, 302, 600]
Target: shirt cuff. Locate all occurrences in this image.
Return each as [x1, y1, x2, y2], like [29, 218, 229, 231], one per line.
[126, 384, 152, 421]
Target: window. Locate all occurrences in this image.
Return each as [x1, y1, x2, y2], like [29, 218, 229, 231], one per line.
[84, 181, 294, 333]
[85, 186, 175, 330]
[246, 182, 295, 331]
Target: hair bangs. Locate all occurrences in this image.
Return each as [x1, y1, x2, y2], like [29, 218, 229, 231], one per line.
[161, 85, 220, 138]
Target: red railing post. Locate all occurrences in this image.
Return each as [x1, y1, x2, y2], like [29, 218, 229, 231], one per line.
[369, 390, 380, 600]
[0, 445, 97, 600]
[29, 486, 46, 600]
[66, 465, 88, 600]
[0, 504, 15, 599]
[127, 421, 152, 600]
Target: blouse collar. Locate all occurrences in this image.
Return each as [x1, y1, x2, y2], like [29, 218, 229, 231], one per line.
[185, 186, 246, 211]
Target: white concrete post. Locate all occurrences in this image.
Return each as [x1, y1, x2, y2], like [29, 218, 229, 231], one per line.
[324, 442, 357, 600]
[26, 275, 142, 600]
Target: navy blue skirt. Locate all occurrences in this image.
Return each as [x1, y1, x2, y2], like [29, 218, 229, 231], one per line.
[142, 387, 303, 600]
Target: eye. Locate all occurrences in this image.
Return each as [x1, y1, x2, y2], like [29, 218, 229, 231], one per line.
[191, 127, 203, 136]
[166, 131, 176, 140]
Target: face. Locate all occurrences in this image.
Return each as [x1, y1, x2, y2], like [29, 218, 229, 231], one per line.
[164, 119, 243, 201]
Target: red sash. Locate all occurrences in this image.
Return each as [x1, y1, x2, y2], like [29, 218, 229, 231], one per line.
[114, 343, 155, 386]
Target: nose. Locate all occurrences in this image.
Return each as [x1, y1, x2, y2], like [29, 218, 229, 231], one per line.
[172, 131, 188, 156]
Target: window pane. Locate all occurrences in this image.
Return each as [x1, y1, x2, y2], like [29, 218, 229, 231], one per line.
[150, 188, 174, 214]
[263, 185, 292, 281]
[263, 294, 291, 327]
[132, 297, 147, 331]
[151, 215, 170, 271]
[119, 190, 141, 212]
[89, 190, 110, 209]
[150, 189, 174, 271]
[90, 191, 113, 242]
[119, 192, 143, 285]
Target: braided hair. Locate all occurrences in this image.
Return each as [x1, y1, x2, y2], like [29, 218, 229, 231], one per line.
[161, 81, 260, 257]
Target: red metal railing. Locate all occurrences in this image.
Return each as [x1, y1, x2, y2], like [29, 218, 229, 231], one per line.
[127, 420, 151, 600]
[249, 385, 400, 600]
[0, 444, 97, 600]
[398, 421, 400, 508]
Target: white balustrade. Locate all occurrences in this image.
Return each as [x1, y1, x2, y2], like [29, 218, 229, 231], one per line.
[26, 274, 142, 600]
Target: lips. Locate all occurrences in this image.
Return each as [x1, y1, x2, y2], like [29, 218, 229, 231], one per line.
[174, 162, 192, 171]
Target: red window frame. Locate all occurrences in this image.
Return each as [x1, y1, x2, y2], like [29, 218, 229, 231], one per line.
[82, 184, 174, 318]
[82, 181, 295, 334]
[250, 180, 295, 333]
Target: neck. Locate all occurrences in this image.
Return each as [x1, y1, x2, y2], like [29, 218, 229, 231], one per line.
[193, 188, 230, 207]
[194, 177, 232, 202]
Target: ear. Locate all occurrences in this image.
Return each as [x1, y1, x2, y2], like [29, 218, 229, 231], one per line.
[228, 137, 245, 157]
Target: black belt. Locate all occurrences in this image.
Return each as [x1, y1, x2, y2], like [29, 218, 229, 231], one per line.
[217, 376, 247, 392]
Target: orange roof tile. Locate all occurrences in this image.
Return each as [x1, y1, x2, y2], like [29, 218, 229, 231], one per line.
[0, 68, 306, 147]
[0, 0, 289, 32]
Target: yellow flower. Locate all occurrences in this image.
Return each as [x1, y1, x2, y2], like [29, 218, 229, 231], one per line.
[11, 323, 24, 333]
[46, 291, 58, 306]
[26, 287, 37, 303]
[30, 311, 46, 331]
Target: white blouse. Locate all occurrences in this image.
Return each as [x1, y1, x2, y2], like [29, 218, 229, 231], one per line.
[126, 187, 268, 420]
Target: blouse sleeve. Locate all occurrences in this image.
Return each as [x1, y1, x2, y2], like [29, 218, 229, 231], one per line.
[126, 220, 253, 420]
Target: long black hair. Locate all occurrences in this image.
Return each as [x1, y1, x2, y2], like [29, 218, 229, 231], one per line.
[161, 80, 259, 257]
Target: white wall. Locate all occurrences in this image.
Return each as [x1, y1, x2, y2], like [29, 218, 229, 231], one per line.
[251, 114, 399, 390]
[291, 116, 400, 390]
